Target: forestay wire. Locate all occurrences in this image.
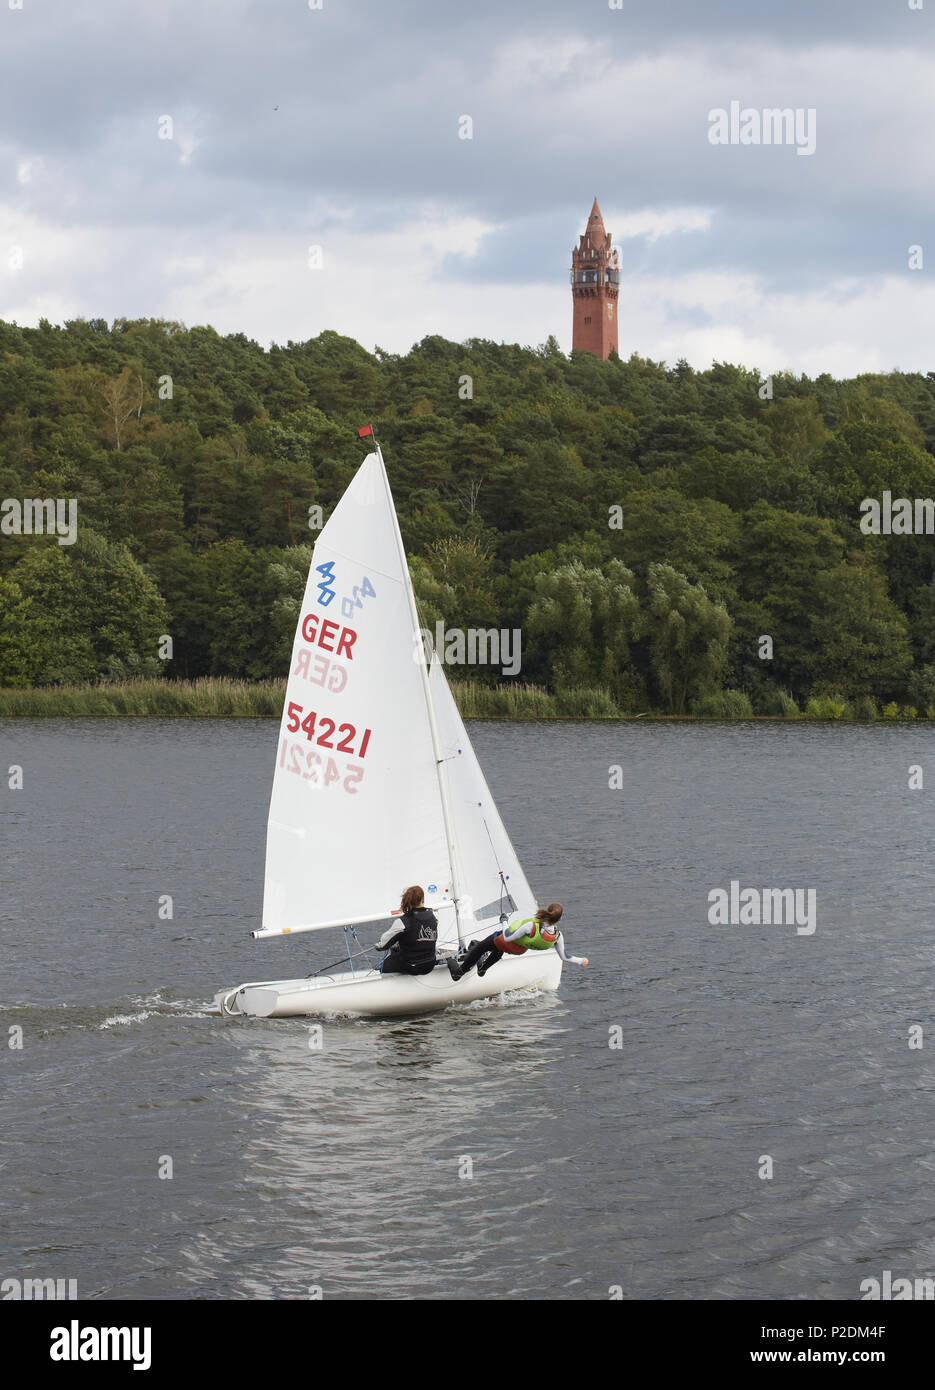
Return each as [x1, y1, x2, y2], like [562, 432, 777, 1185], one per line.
[483, 817, 514, 923]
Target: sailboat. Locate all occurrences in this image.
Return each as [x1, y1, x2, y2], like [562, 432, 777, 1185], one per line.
[213, 432, 562, 1018]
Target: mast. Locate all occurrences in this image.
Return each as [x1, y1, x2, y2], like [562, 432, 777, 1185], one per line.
[374, 438, 468, 945]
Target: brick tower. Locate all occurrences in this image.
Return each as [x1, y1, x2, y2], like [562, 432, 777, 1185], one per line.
[571, 198, 619, 358]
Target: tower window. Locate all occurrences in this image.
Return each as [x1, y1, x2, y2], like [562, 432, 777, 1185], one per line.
[583, 316, 592, 325]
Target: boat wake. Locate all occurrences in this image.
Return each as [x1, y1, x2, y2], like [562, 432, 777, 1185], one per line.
[97, 995, 211, 1029]
[0, 995, 212, 1037]
[450, 985, 549, 1011]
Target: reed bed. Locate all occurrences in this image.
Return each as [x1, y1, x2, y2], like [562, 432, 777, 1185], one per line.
[3, 679, 921, 721]
[0, 678, 288, 718]
[0, 677, 626, 720]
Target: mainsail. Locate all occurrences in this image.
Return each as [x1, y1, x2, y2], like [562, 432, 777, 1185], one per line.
[260, 441, 535, 953]
[261, 451, 454, 937]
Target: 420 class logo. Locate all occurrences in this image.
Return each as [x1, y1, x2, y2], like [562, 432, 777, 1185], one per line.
[316, 562, 376, 618]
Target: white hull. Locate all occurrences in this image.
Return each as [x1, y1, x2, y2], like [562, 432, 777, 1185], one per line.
[213, 950, 562, 1018]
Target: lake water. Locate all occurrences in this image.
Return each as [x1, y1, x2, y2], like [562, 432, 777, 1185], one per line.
[2, 717, 934, 1300]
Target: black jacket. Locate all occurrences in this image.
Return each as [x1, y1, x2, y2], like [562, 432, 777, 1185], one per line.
[388, 907, 438, 969]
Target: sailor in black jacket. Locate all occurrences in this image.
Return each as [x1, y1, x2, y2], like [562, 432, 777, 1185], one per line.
[377, 885, 438, 975]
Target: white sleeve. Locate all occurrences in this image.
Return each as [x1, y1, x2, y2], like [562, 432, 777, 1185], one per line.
[554, 932, 584, 965]
[501, 920, 529, 943]
[377, 921, 404, 948]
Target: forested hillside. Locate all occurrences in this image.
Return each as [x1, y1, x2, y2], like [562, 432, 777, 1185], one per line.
[2, 316, 935, 715]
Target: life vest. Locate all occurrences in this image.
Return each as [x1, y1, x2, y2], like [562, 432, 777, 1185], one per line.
[394, 908, 438, 968]
[494, 916, 559, 955]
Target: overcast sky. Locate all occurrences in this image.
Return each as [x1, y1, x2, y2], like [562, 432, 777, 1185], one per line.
[0, 0, 932, 376]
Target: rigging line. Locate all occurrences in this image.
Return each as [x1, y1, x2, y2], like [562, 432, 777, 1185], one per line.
[482, 816, 504, 873]
[307, 943, 376, 979]
[482, 817, 513, 920]
[349, 924, 377, 972]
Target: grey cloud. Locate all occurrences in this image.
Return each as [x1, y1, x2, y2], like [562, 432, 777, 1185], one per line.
[0, 0, 931, 362]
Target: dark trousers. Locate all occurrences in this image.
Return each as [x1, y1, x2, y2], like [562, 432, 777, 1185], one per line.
[460, 933, 504, 976]
[380, 952, 436, 976]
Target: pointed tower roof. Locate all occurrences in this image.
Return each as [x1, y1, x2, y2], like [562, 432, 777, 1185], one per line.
[573, 197, 610, 262]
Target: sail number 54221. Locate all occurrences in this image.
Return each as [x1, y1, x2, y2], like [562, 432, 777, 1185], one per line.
[279, 739, 365, 793]
[285, 702, 372, 759]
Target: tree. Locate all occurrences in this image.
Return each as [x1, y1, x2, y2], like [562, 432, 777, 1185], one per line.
[812, 422, 935, 521]
[156, 540, 278, 678]
[526, 559, 642, 705]
[266, 545, 312, 671]
[423, 534, 499, 631]
[101, 367, 145, 450]
[729, 503, 843, 700]
[644, 564, 731, 713]
[608, 488, 738, 604]
[677, 447, 807, 512]
[0, 575, 40, 686]
[808, 557, 912, 699]
[488, 440, 594, 558]
[11, 531, 168, 684]
[761, 395, 828, 466]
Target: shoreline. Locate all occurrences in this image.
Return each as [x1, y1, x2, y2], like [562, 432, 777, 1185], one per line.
[0, 678, 928, 722]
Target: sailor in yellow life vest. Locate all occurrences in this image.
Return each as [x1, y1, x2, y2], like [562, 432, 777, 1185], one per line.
[446, 902, 588, 980]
